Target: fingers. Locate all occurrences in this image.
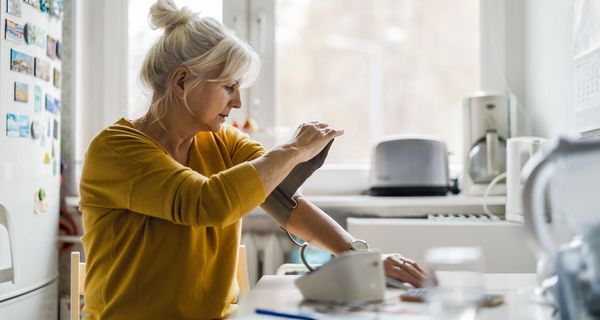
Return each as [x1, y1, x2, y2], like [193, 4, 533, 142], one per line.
[384, 258, 423, 288]
[307, 121, 328, 128]
[322, 127, 344, 138]
[289, 121, 344, 163]
[390, 256, 426, 283]
[384, 256, 428, 288]
[298, 121, 344, 139]
[387, 254, 426, 274]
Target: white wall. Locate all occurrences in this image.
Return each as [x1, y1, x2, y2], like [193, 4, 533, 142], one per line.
[519, 0, 576, 138]
[65, 0, 128, 196]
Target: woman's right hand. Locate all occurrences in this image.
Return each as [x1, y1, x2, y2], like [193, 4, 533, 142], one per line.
[287, 122, 344, 163]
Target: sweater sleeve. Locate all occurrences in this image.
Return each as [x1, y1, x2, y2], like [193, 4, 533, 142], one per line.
[82, 126, 266, 227]
[225, 125, 265, 164]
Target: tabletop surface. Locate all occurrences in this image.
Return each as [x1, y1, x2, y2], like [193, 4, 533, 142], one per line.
[230, 274, 554, 319]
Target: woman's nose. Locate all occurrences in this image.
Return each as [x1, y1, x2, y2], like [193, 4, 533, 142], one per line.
[230, 90, 242, 109]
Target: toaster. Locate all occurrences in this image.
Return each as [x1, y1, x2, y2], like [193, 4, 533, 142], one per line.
[369, 135, 450, 196]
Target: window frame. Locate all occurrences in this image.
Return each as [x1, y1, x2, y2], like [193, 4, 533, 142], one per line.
[224, 0, 512, 194]
[67, 0, 517, 196]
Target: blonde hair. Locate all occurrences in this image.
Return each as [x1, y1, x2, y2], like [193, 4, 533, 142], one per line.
[140, 0, 260, 125]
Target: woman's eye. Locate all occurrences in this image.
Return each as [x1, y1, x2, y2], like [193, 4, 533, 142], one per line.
[224, 85, 234, 92]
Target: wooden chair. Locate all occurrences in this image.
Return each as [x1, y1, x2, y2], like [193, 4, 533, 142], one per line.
[70, 252, 86, 320]
[70, 246, 250, 319]
[236, 245, 250, 300]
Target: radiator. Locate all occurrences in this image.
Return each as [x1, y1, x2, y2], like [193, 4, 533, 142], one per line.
[241, 232, 291, 286]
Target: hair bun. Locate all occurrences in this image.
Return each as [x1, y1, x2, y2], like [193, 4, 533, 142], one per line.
[149, 0, 196, 31]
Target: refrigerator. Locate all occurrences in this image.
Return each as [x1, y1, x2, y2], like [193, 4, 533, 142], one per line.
[0, 0, 62, 318]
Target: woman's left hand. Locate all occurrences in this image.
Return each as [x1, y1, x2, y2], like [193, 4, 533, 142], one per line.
[383, 254, 430, 288]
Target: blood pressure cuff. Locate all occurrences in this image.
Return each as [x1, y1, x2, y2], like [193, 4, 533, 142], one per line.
[260, 140, 334, 227]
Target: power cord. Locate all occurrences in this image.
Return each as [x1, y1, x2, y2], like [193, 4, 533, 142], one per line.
[483, 172, 506, 218]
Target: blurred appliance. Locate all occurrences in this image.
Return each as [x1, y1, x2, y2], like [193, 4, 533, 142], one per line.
[348, 218, 536, 273]
[369, 135, 449, 196]
[462, 91, 513, 195]
[523, 137, 600, 320]
[0, 3, 62, 319]
[505, 137, 545, 223]
[295, 251, 385, 303]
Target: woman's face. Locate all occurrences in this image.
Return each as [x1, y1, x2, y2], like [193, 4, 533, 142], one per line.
[185, 79, 241, 132]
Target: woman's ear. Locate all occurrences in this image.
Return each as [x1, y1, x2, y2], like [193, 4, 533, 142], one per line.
[171, 67, 187, 99]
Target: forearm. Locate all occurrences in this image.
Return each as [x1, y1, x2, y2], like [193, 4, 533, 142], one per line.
[250, 144, 300, 195]
[286, 196, 353, 256]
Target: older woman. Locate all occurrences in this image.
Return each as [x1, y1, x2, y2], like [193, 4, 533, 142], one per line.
[79, 0, 426, 319]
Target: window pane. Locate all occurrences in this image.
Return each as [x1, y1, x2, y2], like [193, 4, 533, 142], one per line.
[275, 0, 479, 164]
[127, 0, 223, 119]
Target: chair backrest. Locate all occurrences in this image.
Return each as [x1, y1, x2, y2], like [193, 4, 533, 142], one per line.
[236, 245, 250, 300]
[70, 252, 86, 320]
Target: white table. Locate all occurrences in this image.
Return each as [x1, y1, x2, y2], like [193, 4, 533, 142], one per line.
[230, 274, 554, 319]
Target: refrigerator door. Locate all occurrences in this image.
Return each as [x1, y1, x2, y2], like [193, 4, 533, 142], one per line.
[0, 280, 58, 320]
[0, 0, 62, 302]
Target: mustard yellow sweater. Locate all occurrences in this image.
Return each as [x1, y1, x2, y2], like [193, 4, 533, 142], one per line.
[79, 118, 266, 319]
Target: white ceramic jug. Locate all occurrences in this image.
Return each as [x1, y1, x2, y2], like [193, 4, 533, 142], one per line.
[505, 137, 545, 223]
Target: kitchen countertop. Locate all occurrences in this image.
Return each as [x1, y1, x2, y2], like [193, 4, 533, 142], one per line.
[306, 194, 504, 211]
[230, 273, 552, 319]
[66, 194, 505, 213]
[248, 194, 505, 217]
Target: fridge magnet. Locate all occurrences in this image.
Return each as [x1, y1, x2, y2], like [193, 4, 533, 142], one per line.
[34, 57, 50, 81]
[56, 40, 61, 59]
[34, 85, 42, 112]
[14, 82, 29, 103]
[6, 113, 19, 137]
[35, 26, 46, 49]
[53, 68, 60, 88]
[46, 35, 56, 59]
[45, 94, 60, 113]
[18, 114, 30, 137]
[31, 120, 42, 139]
[24, 23, 35, 44]
[24, 24, 46, 48]
[40, 0, 50, 13]
[10, 49, 34, 75]
[38, 188, 47, 202]
[43, 152, 50, 164]
[5, 19, 24, 44]
[53, 158, 57, 175]
[49, 0, 63, 19]
[6, 0, 21, 17]
[24, 23, 32, 44]
[34, 189, 48, 215]
[53, 118, 58, 139]
[24, 0, 40, 9]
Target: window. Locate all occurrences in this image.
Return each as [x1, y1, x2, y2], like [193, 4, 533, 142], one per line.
[227, 0, 480, 165]
[127, 0, 223, 119]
